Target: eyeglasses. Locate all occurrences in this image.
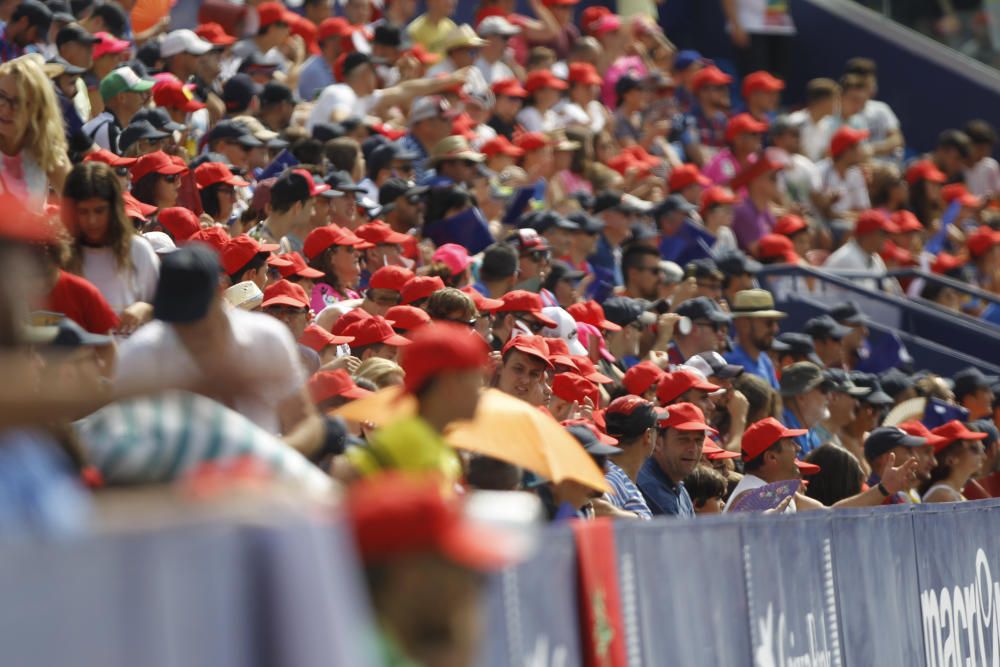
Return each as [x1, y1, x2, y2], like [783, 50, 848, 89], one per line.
[442, 317, 477, 328]
[0, 90, 20, 111]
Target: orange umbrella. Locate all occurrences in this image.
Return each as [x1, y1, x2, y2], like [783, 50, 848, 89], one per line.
[131, 0, 172, 34]
[446, 389, 609, 492]
[335, 387, 609, 492]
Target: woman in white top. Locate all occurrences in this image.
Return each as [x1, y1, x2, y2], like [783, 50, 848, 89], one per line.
[64, 162, 160, 335]
[516, 71, 567, 133]
[922, 424, 988, 503]
[0, 55, 71, 211]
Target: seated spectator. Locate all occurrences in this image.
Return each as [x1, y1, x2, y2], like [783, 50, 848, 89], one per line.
[933, 129, 972, 184]
[598, 396, 658, 519]
[730, 151, 783, 250]
[621, 361, 664, 402]
[829, 301, 870, 369]
[843, 57, 904, 160]
[802, 443, 865, 506]
[703, 113, 767, 186]
[964, 119, 1000, 199]
[725, 289, 786, 389]
[824, 210, 900, 293]
[670, 297, 731, 364]
[814, 127, 871, 235]
[355, 357, 405, 389]
[952, 367, 996, 421]
[684, 464, 729, 515]
[779, 362, 829, 456]
[656, 369, 720, 417]
[741, 70, 784, 124]
[788, 77, 839, 162]
[343, 314, 411, 362]
[771, 332, 821, 370]
[684, 65, 732, 166]
[814, 369, 868, 450]
[922, 421, 988, 503]
[638, 402, 715, 517]
[493, 334, 551, 405]
[802, 315, 852, 368]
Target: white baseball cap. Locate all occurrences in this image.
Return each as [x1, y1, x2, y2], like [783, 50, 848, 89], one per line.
[160, 29, 216, 58]
[541, 306, 587, 356]
[224, 281, 264, 311]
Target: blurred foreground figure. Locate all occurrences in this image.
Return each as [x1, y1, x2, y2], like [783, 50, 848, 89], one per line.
[348, 473, 524, 667]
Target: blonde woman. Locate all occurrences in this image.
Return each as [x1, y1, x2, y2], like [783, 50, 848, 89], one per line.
[0, 54, 71, 210]
[354, 357, 404, 389]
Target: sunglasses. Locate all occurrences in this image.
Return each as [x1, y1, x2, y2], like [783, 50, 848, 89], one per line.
[443, 317, 477, 328]
[524, 250, 551, 263]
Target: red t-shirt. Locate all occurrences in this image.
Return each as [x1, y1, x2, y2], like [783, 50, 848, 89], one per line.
[44, 270, 120, 334]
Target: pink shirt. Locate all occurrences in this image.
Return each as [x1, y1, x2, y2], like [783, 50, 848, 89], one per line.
[601, 56, 647, 110]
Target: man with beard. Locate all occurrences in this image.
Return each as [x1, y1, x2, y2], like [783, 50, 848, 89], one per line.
[814, 369, 868, 448]
[725, 289, 785, 390]
[638, 402, 715, 517]
[669, 297, 731, 365]
[867, 425, 941, 504]
[621, 245, 662, 301]
[493, 335, 552, 406]
[780, 362, 831, 457]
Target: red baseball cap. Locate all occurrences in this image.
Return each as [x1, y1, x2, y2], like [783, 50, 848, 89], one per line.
[656, 370, 720, 406]
[292, 168, 332, 197]
[308, 369, 371, 403]
[221, 234, 278, 275]
[404, 43, 440, 65]
[879, 240, 914, 266]
[524, 70, 568, 94]
[122, 191, 157, 220]
[194, 161, 250, 189]
[257, 1, 297, 28]
[515, 132, 551, 152]
[369, 265, 415, 292]
[491, 77, 528, 98]
[774, 214, 808, 237]
[930, 420, 987, 452]
[890, 210, 923, 234]
[566, 300, 621, 332]
[318, 17, 352, 41]
[904, 159, 947, 185]
[276, 251, 325, 279]
[942, 183, 983, 208]
[130, 150, 188, 182]
[570, 355, 613, 385]
[153, 78, 206, 112]
[700, 186, 737, 214]
[656, 401, 718, 433]
[400, 275, 445, 305]
[756, 233, 800, 264]
[703, 438, 741, 460]
[462, 285, 504, 313]
[186, 225, 229, 252]
[330, 307, 372, 336]
[195, 22, 237, 46]
[83, 147, 137, 168]
[343, 315, 412, 347]
[741, 417, 807, 461]
[157, 207, 200, 241]
[299, 323, 353, 352]
[261, 279, 310, 309]
[346, 472, 518, 569]
[481, 136, 524, 158]
[567, 62, 602, 86]
[897, 420, 950, 449]
[729, 152, 784, 191]
[669, 163, 711, 192]
[623, 360, 664, 395]
[501, 334, 554, 368]
[931, 252, 966, 274]
[432, 243, 472, 276]
[552, 372, 598, 405]
[93, 31, 130, 59]
[355, 220, 412, 246]
[829, 126, 869, 158]
[854, 209, 899, 236]
[967, 226, 1000, 258]
[400, 322, 490, 393]
[741, 70, 785, 97]
[691, 65, 732, 93]
[385, 305, 431, 332]
[303, 224, 373, 260]
[725, 113, 769, 143]
[496, 290, 557, 327]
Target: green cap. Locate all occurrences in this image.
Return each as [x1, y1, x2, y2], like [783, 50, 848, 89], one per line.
[99, 66, 154, 101]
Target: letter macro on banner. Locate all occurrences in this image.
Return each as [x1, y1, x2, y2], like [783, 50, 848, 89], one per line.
[573, 518, 628, 667]
[741, 514, 842, 667]
[913, 500, 1000, 667]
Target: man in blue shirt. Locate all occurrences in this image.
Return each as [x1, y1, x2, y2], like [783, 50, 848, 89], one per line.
[638, 402, 716, 517]
[725, 288, 785, 390]
[654, 194, 716, 266]
[779, 362, 830, 456]
[0, 0, 50, 62]
[588, 191, 638, 290]
[601, 396, 660, 519]
[298, 18, 348, 101]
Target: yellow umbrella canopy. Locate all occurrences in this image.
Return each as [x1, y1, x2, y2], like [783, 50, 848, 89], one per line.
[446, 389, 609, 492]
[335, 388, 609, 492]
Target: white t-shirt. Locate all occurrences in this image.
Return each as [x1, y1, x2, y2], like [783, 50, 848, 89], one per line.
[81, 235, 160, 314]
[732, 0, 796, 35]
[965, 157, 1000, 198]
[788, 109, 835, 162]
[777, 151, 821, 214]
[554, 99, 607, 134]
[823, 239, 901, 294]
[516, 106, 563, 133]
[113, 308, 307, 434]
[475, 57, 514, 86]
[306, 84, 382, 131]
[858, 99, 900, 143]
[815, 159, 870, 217]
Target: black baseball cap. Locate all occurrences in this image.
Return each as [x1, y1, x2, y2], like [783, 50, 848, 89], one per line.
[691, 351, 744, 379]
[714, 248, 762, 276]
[154, 244, 221, 323]
[674, 296, 730, 325]
[565, 424, 623, 457]
[803, 314, 852, 341]
[544, 260, 586, 288]
[378, 178, 427, 211]
[615, 73, 646, 101]
[222, 74, 261, 112]
[630, 222, 658, 243]
[325, 169, 366, 193]
[46, 0, 75, 23]
[602, 296, 656, 328]
[652, 194, 697, 219]
[15, 0, 53, 32]
[952, 366, 998, 402]
[260, 81, 299, 106]
[527, 210, 577, 234]
[849, 372, 894, 406]
[312, 122, 345, 143]
[686, 258, 723, 281]
[604, 396, 660, 440]
[56, 23, 98, 47]
[592, 190, 625, 214]
[828, 301, 866, 325]
[46, 55, 86, 76]
[118, 120, 169, 153]
[864, 426, 927, 462]
[822, 368, 870, 397]
[879, 368, 914, 400]
[368, 142, 419, 178]
[566, 211, 604, 234]
[771, 332, 822, 365]
[373, 23, 405, 48]
[205, 119, 263, 148]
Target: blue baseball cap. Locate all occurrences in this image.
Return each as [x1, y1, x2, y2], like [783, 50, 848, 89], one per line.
[673, 50, 703, 72]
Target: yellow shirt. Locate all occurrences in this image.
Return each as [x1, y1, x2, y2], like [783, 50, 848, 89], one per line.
[406, 14, 458, 54]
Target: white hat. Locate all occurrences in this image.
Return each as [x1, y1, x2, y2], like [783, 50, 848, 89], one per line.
[478, 16, 521, 38]
[160, 29, 215, 58]
[541, 306, 587, 356]
[224, 281, 264, 311]
[143, 231, 177, 255]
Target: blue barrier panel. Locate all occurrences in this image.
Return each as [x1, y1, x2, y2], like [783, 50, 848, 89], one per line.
[911, 499, 1000, 667]
[477, 525, 582, 667]
[741, 513, 843, 667]
[830, 506, 926, 666]
[618, 517, 752, 666]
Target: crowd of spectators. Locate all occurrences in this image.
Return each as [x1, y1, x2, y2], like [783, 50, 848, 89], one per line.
[1, 0, 1000, 663]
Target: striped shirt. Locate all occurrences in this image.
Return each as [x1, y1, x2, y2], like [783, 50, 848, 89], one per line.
[604, 461, 652, 520]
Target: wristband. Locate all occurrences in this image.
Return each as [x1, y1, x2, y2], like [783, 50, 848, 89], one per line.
[877, 482, 890, 497]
